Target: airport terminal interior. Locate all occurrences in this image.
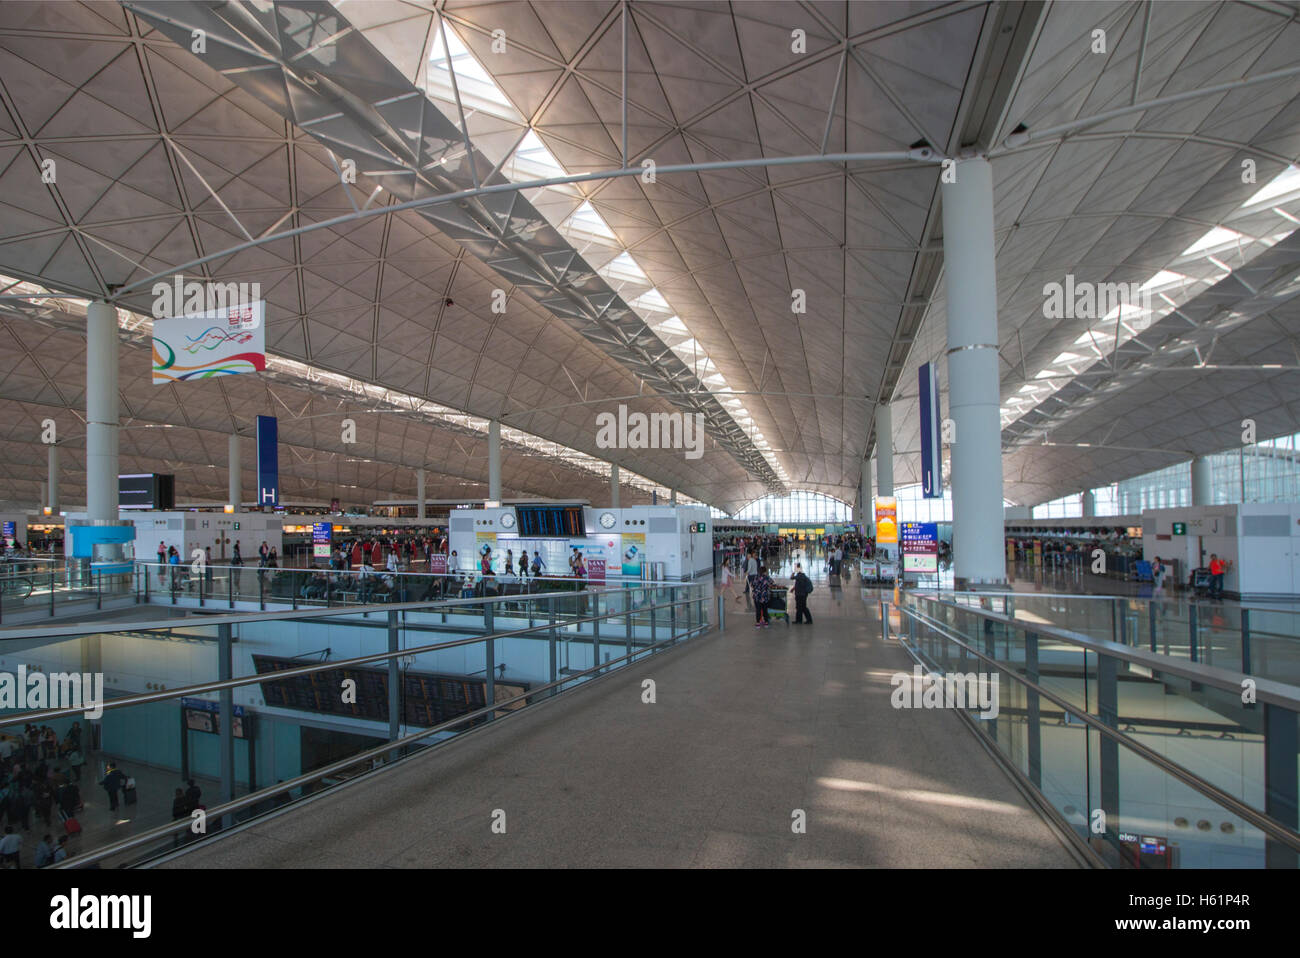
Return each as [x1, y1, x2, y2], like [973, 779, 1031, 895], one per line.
[0, 0, 1299, 875]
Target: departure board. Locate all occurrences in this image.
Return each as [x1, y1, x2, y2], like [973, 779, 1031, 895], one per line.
[515, 504, 585, 537]
[252, 655, 529, 728]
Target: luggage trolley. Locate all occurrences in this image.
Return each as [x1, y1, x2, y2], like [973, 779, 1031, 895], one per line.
[1190, 567, 1212, 597]
[766, 586, 791, 626]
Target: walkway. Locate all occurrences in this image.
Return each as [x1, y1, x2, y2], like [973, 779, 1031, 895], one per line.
[161, 566, 1078, 868]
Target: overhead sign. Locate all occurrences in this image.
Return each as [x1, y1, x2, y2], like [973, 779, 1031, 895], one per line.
[1172, 522, 1186, 535]
[918, 362, 943, 499]
[901, 522, 939, 572]
[312, 522, 332, 559]
[181, 697, 247, 739]
[152, 300, 266, 384]
[1, 521, 14, 546]
[875, 497, 898, 544]
[256, 415, 279, 508]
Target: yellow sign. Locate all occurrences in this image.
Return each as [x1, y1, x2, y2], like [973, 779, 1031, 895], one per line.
[875, 497, 898, 544]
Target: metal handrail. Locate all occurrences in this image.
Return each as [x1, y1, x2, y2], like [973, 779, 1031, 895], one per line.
[912, 588, 1300, 617]
[0, 592, 707, 727]
[895, 601, 1300, 854]
[903, 593, 1300, 710]
[57, 611, 711, 868]
[0, 580, 692, 642]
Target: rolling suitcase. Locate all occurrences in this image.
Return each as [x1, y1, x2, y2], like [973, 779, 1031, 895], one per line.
[64, 817, 82, 835]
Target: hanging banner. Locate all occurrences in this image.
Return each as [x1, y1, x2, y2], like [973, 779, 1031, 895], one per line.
[918, 362, 943, 499]
[152, 299, 266, 384]
[875, 497, 898, 544]
[256, 415, 279, 508]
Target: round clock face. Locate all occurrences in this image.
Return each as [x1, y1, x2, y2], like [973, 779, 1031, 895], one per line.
[499, 513, 516, 528]
[599, 511, 616, 529]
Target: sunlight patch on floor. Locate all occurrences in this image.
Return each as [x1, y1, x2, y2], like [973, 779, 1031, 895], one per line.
[815, 777, 1023, 814]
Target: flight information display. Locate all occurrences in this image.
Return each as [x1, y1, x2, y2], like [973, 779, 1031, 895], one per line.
[515, 504, 585, 537]
[252, 655, 530, 728]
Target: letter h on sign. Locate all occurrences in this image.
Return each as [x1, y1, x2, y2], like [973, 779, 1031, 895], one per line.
[256, 415, 279, 508]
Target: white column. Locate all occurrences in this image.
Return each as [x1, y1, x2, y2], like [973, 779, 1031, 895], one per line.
[85, 300, 119, 522]
[228, 433, 241, 509]
[942, 156, 1005, 586]
[875, 404, 894, 498]
[417, 467, 426, 519]
[47, 443, 60, 514]
[1191, 456, 1213, 506]
[1082, 489, 1096, 518]
[39, 480, 47, 514]
[487, 420, 501, 502]
[610, 463, 621, 508]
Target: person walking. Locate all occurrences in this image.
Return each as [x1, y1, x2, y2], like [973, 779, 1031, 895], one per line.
[745, 550, 758, 597]
[231, 540, 244, 592]
[100, 763, 126, 812]
[792, 564, 814, 624]
[156, 541, 167, 584]
[752, 565, 773, 628]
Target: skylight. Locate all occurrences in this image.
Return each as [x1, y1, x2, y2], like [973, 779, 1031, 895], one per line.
[1003, 163, 1300, 431]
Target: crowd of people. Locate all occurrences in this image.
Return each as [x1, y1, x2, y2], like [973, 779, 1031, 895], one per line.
[0, 723, 87, 868]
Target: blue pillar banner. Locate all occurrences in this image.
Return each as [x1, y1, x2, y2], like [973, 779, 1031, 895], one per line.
[919, 362, 943, 499]
[256, 415, 279, 508]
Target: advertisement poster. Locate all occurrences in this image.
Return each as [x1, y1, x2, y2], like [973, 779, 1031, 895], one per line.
[476, 531, 498, 569]
[428, 554, 447, 575]
[900, 522, 938, 573]
[621, 532, 645, 576]
[586, 558, 606, 583]
[2, 521, 15, 547]
[152, 300, 266, 384]
[875, 497, 898, 544]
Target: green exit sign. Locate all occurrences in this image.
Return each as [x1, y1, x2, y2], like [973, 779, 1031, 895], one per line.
[1172, 522, 1186, 535]
[233, 521, 241, 530]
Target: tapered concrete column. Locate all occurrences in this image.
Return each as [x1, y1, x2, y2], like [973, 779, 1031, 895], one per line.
[1082, 489, 1096, 518]
[670, 489, 677, 506]
[47, 444, 59, 514]
[85, 301, 119, 522]
[1191, 456, 1213, 506]
[610, 463, 621, 508]
[39, 481, 47, 514]
[487, 420, 501, 502]
[228, 433, 241, 508]
[416, 468, 426, 519]
[942, 156, 1005, 586]
[859, 466, 869, 526]
[875, 404, 894, 498]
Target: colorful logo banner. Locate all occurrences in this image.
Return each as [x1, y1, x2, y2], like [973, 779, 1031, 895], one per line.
[152, 300, 266, 385]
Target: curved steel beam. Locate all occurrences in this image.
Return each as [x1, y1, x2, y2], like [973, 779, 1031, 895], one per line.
[111, 149, 930, 298]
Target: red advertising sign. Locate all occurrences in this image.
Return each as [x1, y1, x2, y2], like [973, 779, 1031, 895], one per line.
[428, 554, 447, 575]
[586, 558, 606, 583]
